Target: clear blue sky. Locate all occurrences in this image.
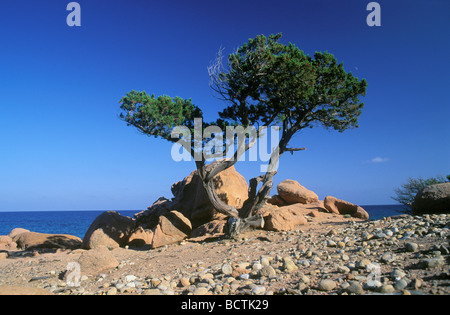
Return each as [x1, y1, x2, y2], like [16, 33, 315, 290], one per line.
[0, 0, 449, 211]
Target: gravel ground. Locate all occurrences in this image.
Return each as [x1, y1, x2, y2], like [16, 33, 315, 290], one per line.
[0, 214, 448, 295]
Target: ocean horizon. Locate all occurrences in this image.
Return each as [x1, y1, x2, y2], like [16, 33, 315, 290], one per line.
[0, 205, 406, 239]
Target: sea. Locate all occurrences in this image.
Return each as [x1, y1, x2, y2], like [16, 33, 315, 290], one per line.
[0, 205, 406, 239]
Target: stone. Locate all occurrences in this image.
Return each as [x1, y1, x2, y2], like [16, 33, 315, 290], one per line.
[346, 281, 364, 294]
[251, 286, 266, 295]
[394, 279, 408, 291]
[410, 278, 422, 290]
[391, 269, 406, 281]
[194, 287, 209, 295]
[356, 258, 371, 269]
[128, 211, 191, 249]
[323, 196, 369, 219]
[82, 211, 135, 250]
[381, 252, 397, 263]
[77, 246, 119, 276]
[221, 263, 233, 275]
[277, 180, 319, 205]
[412, 182, 450, 215]
[125, 275, 137, 283]
[318, 279, 336, 291]
[12, 232, 82, 250]
[143, 289, 163, 295]
[180, 277, 190, 287]
[259, 266, 277, 278]
[282, 257, 298, 272]
[261, 204, 308, 232]
[106, 287, 117, 295]
[405, 242, 418, 253]
[420, 257, 444, 269]
[379, 285, 396, 294]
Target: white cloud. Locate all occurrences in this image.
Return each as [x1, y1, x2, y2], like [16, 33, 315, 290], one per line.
[370, 157, 389, 163]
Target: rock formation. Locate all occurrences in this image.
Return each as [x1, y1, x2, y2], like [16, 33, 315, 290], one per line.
[277, 179, 319, 204]
[323, 196, 369, 220]
[82, 211, 135, 250]
[412, 182, 450, 215]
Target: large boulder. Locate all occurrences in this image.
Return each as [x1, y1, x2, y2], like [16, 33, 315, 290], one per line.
[324, 196, 369, 220]
[128, 211, 192, 248]
[136, 166, 249, 228]
[8, 228, 30, 239]
[77, 246, 119, 276]
[82, 211, 135, 250]
[12, 232, 82, 250]
[277, 180, 319, 205]
[0, 236, 16, 251]
[412, 182, 450, 215]
[261, 204, 308, 232]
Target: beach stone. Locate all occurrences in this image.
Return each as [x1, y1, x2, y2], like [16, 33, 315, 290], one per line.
[277, 180, 319, 204]
[356, 258, 372, 269]
[391, 269, 406, 281]
[381, 252, 397, 263]
[405, 242, 418, 253]
[180, 277, 190, 287]
[282, 257, 298, 272]
[394, 279, 408, 291]
[77, 246, 119, 276]
[251, 286, 266, 295]
[379, 285, 396, 294]
[106, 287, 117, 295]
[194, 287, 209, 295]
[259, 266, 276, 278]
[318, 279, 336, 291]
[420, 257, 444, 269]
[346, 281, 364, 294]
[221, 263, 233, 275]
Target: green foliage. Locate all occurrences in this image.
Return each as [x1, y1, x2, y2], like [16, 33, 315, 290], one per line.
[392, 175, 450, 210]
[212, 34, 367, 135]
[119, 91, 202, 141]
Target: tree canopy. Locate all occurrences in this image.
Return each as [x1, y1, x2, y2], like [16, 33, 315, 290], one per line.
[119, 33, 367, 235]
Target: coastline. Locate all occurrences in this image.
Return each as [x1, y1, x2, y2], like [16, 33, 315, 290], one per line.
[1, 213, 448, 296]
[0, 205, 404, 239]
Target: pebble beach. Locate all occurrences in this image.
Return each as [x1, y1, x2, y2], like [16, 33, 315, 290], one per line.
[1, 213, 448, 295]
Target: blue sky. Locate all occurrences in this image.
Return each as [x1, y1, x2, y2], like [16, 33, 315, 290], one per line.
[0, 0, 449, 211]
